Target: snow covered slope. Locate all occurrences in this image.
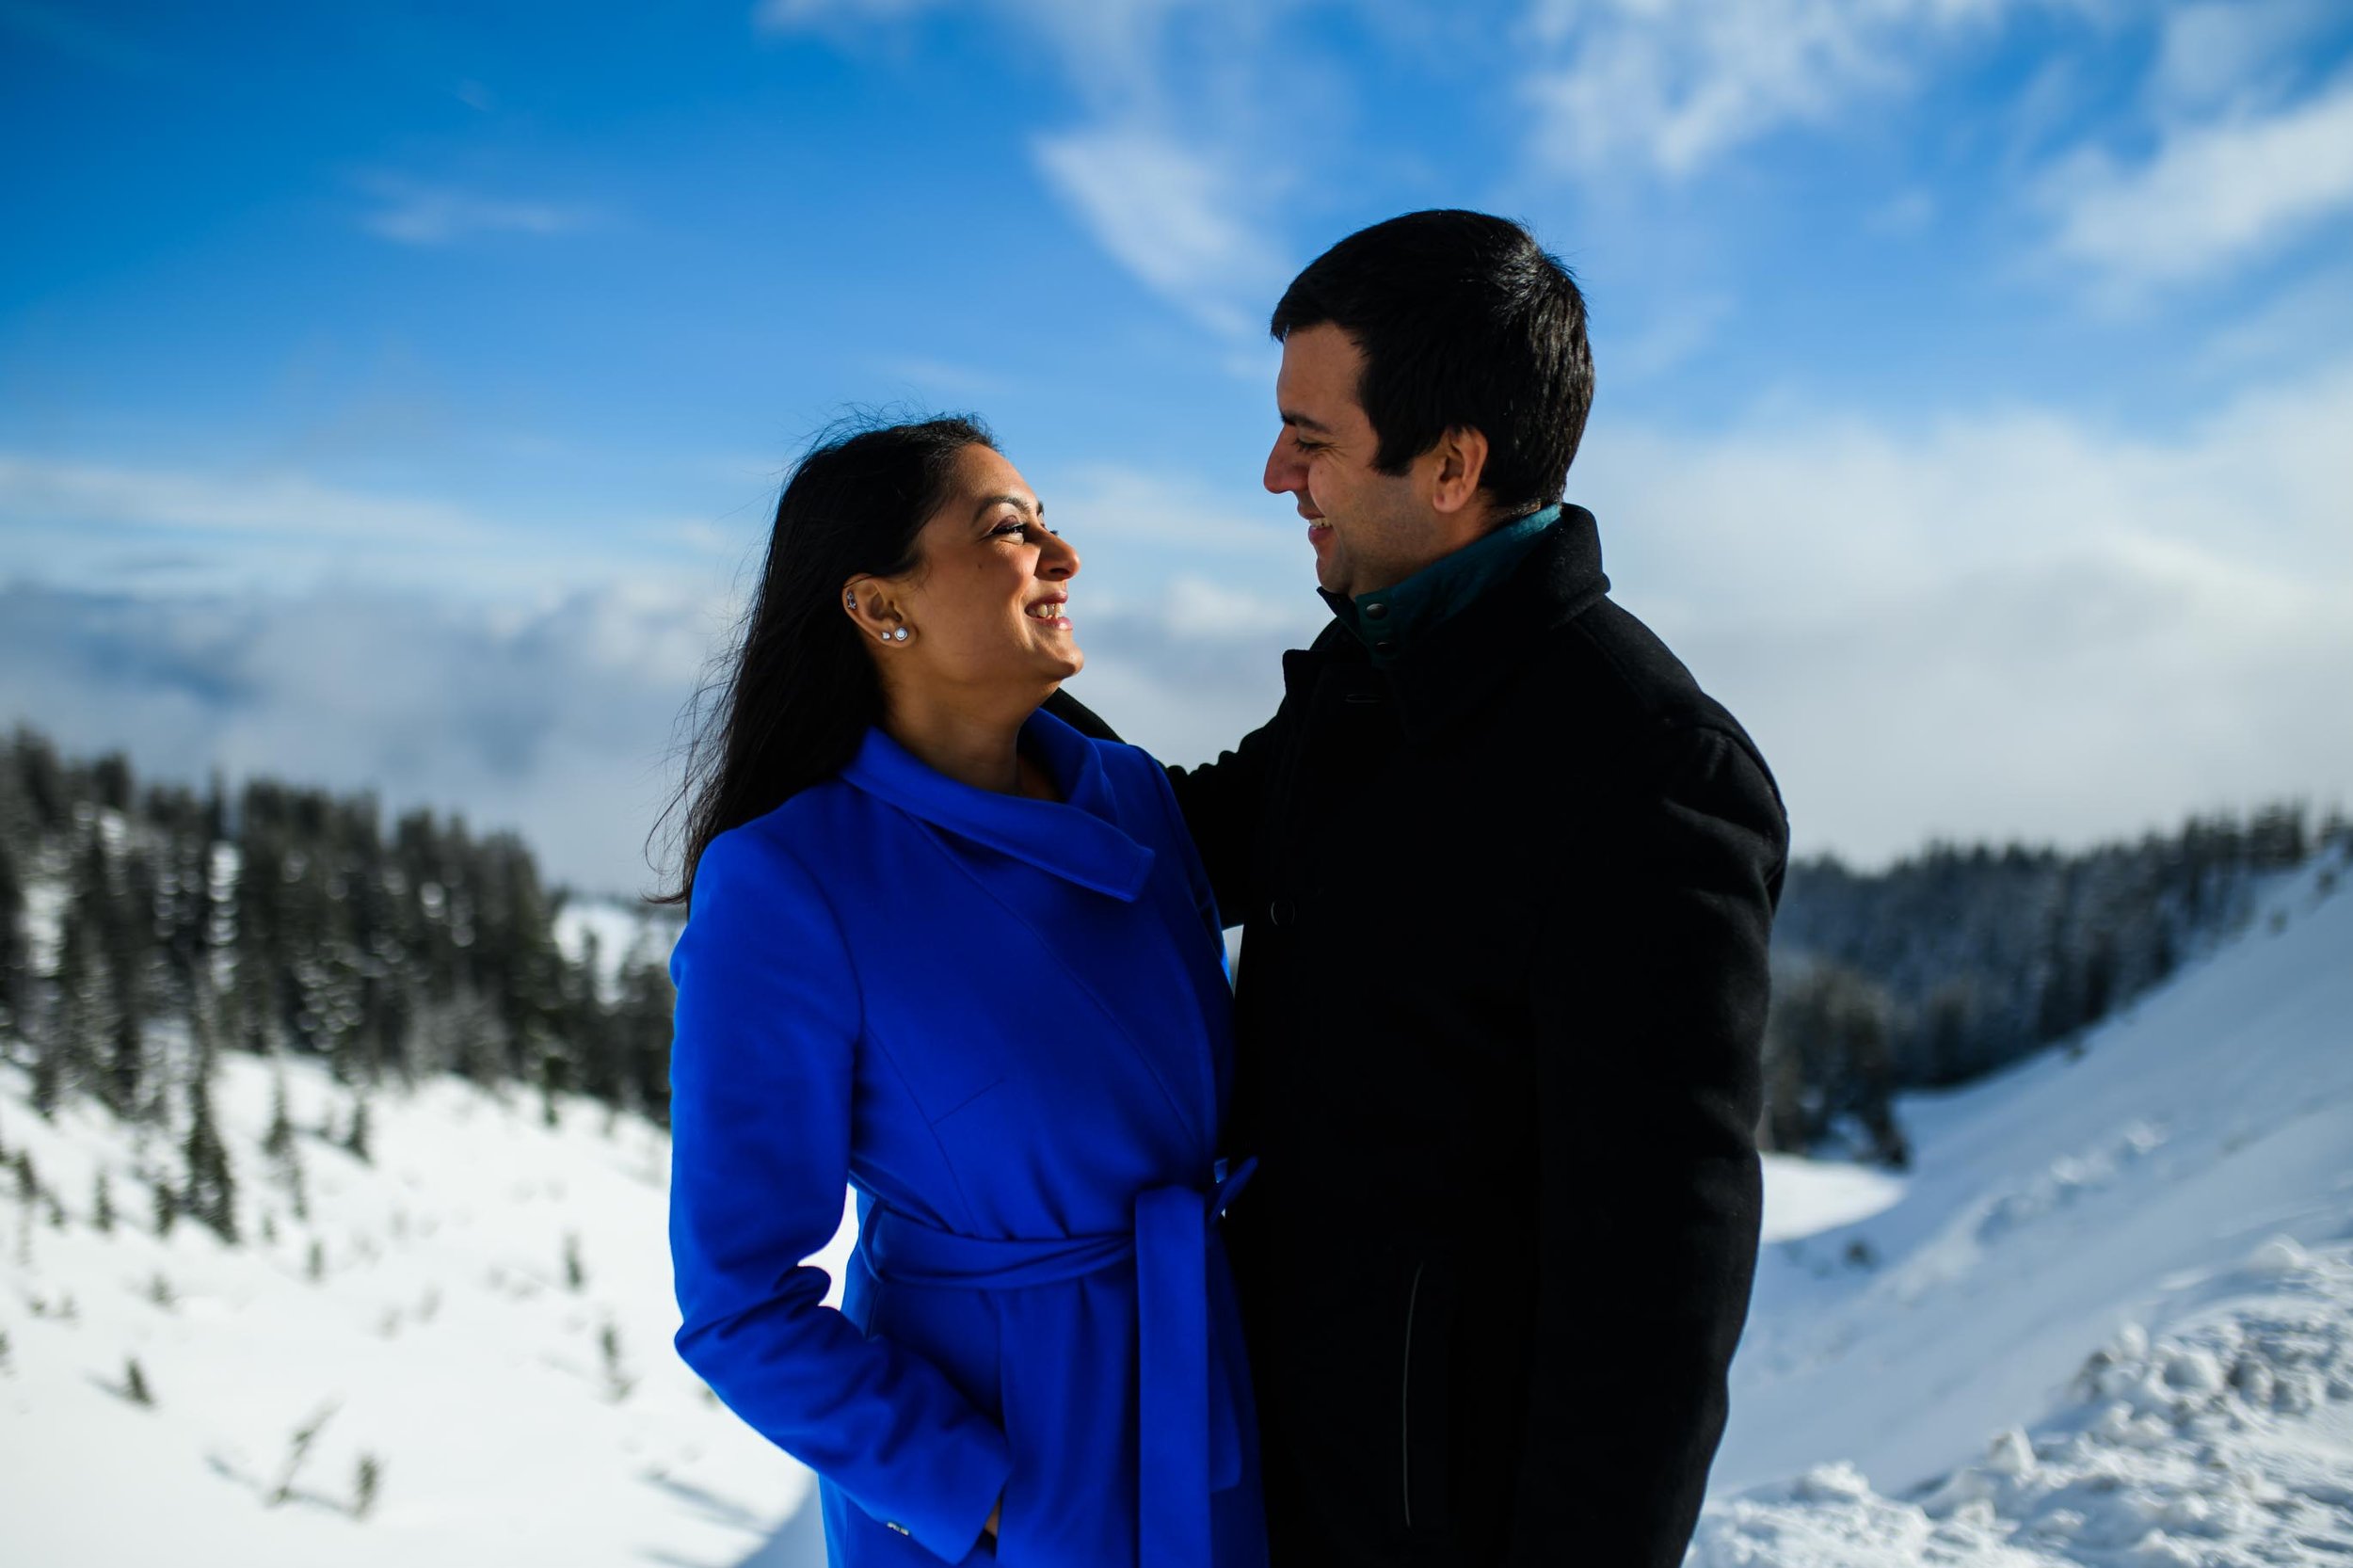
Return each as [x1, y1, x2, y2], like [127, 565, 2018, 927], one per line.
[0, 1047, 846, 1568]
[1698, 847, 2353, 1565]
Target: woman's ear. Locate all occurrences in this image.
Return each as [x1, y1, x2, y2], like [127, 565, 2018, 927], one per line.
[842, 580, 912, 645]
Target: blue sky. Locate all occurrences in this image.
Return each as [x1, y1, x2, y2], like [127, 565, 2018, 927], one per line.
[5, 0, 2351, 893]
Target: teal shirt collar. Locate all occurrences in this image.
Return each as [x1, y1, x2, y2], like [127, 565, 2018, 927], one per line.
[1318, 504, 1562, 666]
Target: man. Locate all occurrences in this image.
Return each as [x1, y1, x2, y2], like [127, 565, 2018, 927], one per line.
[1054, 208, 1787, 1566]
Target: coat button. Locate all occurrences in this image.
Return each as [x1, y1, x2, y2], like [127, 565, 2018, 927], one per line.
[1363, 600, 1388, 620]
[1269, 897, 1296, 926]
[1373, 638, 1397, 656]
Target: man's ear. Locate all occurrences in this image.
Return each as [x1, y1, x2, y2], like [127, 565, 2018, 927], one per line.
[1426, 425, 1491, 518]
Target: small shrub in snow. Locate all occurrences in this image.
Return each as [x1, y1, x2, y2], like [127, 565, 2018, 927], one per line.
[147, 1271, 175, 1309]
[123, 1356, 152, 1406]
[305, 1240, 325, 1282]
[353, 1452, 383, 1519]
[599, 1320, 633, 1401]
[563, 1231, 586, 1291]
[92, 1170, 114, 1234]
[268, 1401, 337, 1507]
[341, 1098, 372, 1164]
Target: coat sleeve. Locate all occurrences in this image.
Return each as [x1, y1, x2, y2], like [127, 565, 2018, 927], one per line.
[1162, 706, 1284, 932]
[1507, 722, 1787, 1568]
[667, 824, 1013, 1561]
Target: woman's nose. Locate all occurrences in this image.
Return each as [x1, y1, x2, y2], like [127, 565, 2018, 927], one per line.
[1042, 534, 1080, 579]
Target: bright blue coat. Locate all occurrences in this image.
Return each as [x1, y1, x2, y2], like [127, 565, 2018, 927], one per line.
[667, 705, 1269, 1568]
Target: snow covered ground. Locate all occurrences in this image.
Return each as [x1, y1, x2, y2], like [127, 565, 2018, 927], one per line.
[0, 1045, 848, 1568]
[1698, 847, 2353, 1565]
[3, 846, 2345, 1566]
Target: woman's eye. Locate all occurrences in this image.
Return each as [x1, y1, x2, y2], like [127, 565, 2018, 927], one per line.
[993, 520, 1028, 537]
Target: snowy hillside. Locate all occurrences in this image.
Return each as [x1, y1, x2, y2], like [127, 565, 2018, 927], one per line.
[1695, 847, 2353, 1564]
[0, 1043, 850, 1568]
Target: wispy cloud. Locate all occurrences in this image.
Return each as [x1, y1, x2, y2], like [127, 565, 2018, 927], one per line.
[0, 454, 729, 603]
[1032, 128, 1283, 336]
[1518, 0, 2027, 181]
[760, 0, 1295, 337]
[0, 454, 484, 541]
[2038, 72, 2353, 293]
[356, 175, 600, 247]
[2148, 0, 2335, 116]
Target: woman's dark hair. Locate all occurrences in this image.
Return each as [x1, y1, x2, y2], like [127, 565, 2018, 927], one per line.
[646, 413, 998, 908]
[1269, 209, 1593, 516]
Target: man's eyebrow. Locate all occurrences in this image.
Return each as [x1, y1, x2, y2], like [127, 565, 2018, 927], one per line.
[970, 493, 1043, 524]
[1280, 408, 1334, 434]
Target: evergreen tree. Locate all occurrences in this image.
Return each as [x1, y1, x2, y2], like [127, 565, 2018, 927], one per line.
[183, 1072, 238, 1243]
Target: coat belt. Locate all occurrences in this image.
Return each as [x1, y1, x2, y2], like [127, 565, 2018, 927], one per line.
[859, 1156, 1258, 1568]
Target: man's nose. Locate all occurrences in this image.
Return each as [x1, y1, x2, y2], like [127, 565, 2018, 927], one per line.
[1264, 437, 1301, 495]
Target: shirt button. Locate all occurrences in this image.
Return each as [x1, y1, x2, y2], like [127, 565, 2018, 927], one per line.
[888, 1521, 910, 1535]
[1363, 600, 1388, 620]
[1268, 897, 1296, 927]
[1373, 639, 1397, 656]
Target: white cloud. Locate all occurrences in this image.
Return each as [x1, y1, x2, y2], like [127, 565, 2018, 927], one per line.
[1032, 127, 1282, 336]
[0, 577, 730, 896]
[0, 453, 731, 604]
[357, 176, 598, 247]
[0, 455, 483, 541]
[1569, 355, 2353, 864]
[1519, 0, 2026, 180]
[2038, 72, 2353, 291]
[12, 351, 2348, 891]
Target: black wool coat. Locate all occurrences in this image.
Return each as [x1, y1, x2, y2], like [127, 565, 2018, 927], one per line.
[1045, 504, 1789, 1568]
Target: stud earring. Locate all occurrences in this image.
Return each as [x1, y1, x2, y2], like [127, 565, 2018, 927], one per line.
[891, 628, 909, 642]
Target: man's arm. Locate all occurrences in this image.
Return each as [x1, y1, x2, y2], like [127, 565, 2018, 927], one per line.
[1042, 686, 1123, 743]
[1507, 721, 1787, 1567]
[1161, 714, 1282, 932]
[1046, 681, 1280, 932]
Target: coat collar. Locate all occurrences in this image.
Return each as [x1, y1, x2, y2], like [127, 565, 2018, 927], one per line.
[840, 704, 1157, 902]
[1282, 503, 1612, 744]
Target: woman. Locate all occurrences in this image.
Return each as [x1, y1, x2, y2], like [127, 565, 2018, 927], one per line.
[658, 415, 1266, 1568]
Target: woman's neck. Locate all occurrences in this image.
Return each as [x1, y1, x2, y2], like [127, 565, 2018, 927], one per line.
[881, 686, 1054, 798]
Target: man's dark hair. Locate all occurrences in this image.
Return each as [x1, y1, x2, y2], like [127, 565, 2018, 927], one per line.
[1270, 209, 1593, 516]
